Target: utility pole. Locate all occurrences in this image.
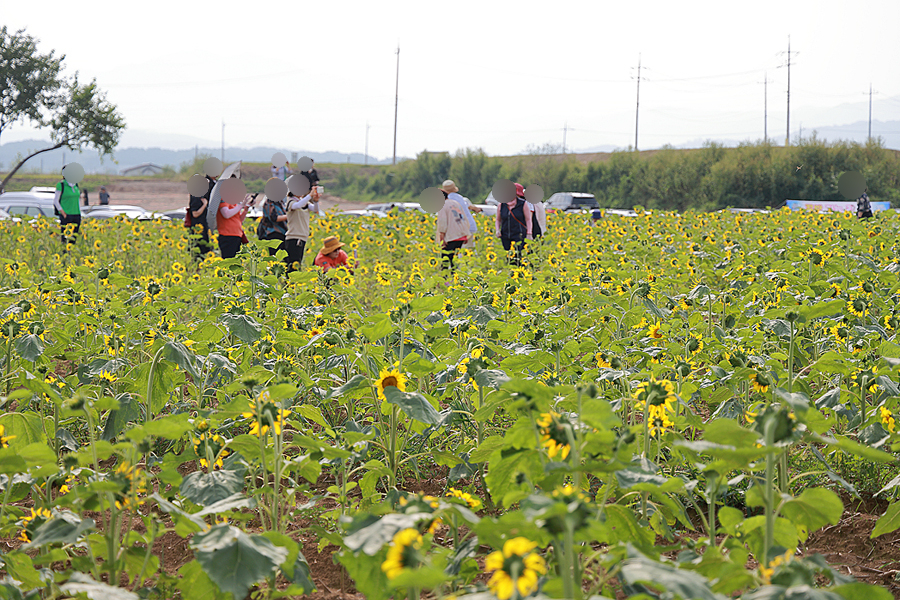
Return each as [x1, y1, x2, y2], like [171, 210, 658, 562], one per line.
[633, 53, 642, 151]
[759, 72, 771, 143]
[562, 122, 568, 154]
[365, 122, 370, 166]
[221, 120, 225, 163]
[778, 37, 798, 146]
[392, 44, 400, 165]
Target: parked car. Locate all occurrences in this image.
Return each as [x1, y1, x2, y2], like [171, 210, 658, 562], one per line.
[546, 192, 598, 212]
[0, 208, 13, 221]
[82, 205, 171, 220]
[0, 192, 56, 217]
[163, 207, 188, 221]
[365, 202, 425, 213]
[339, 209, 388, 218]
[471, 204, 497, 217]
[29, 186, 57, 195]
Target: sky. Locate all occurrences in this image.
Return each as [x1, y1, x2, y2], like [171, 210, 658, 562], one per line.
[4, 0, 900, 159]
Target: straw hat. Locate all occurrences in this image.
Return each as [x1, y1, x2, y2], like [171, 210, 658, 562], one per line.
[320, 236, 345, 255]
[440, 180, 459, 194]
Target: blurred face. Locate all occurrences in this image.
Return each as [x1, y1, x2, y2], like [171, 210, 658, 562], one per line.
[328, 249, 341, 258]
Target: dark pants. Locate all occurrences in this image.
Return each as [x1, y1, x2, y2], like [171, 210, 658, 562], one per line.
[60, 214, 81, 245]
[219, 235, 242, 259]
[189, 224, 212, 258]
[285, 239, 306, 271]
[442, 239, 465, 271]
[501, 237, 525, 265]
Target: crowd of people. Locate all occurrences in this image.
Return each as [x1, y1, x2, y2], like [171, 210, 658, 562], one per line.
[50, 162, 874, 273]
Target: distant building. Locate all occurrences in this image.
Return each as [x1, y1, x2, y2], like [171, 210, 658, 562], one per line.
[121, 163, 164, 176]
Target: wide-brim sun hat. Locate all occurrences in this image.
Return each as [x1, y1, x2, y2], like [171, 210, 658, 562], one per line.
[440, 180, 459, 194]
[321, 236, 345, 255]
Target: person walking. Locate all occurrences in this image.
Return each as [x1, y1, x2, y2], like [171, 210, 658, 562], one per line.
[81, 187, 90, 207]
[258, 193, 288, 256]
[441, 180, 481, 250]
[216, 191, 252, 259]
[857, 188, 873, 219]
[284, 188, 319, 271]
[99, 186, 110, 206]
[437, 191, 469, 271]
[496, 188, 533, 265]
[515, 183, 543, 240]
[188, 174, 216, 258]
[53, 168, 82, 245]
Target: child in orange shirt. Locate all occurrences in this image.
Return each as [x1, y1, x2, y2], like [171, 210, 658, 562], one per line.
[314, 236, 355, 274]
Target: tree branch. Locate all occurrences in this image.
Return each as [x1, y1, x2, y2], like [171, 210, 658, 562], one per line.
[0, 141, 66, 193]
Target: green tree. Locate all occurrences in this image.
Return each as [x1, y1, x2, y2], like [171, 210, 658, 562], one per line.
[0, 28, 125, 192]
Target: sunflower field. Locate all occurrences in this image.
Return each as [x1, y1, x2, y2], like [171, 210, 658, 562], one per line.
[1, 207, 899, 600]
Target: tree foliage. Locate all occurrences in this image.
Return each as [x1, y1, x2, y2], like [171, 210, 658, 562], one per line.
[0, 27, 125, 192]
[326, 137, 900, 210]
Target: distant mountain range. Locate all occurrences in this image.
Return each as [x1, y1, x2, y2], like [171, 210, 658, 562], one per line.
[3, 118, 898, 175]
[0, 141, 395, 175]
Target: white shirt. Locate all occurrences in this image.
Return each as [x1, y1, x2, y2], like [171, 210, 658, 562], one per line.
[532, 201, 547, 234]
[448, 192, 477, 234]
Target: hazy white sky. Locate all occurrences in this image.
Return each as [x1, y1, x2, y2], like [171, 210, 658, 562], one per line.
[4, 0, 900, 158]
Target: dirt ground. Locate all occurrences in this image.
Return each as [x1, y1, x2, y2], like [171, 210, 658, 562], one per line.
[99, 179, 368, 214]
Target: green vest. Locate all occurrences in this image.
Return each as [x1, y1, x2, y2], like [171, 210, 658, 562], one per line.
[57, 181, 80, 215]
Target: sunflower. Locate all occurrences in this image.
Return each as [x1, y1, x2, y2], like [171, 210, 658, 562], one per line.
[112, 462, 147, 511]
[536, 411, 571, 460]
[634, 377, 676, 411]
[18, 507, 53, 543]
[376, 367, 407, 400]
[646, 403, 674, 437]
[647, 321, 664, 340]
[446, 487, 482, 509]
[829, 324, 849, 343]
[880, 407, 896, 433]
[0, 423, 16, 448]
[846, 296, 869, 318]
[851, 366, 879, 393]
[749, 371, 770, 394]
[97, 369, 118, 384]
[242, 392, 290, 437]
[193, 432, 230, 470]
[485, 538, 547, 600]
[686, 333, 703, 355]
[380, 528, 423, 580]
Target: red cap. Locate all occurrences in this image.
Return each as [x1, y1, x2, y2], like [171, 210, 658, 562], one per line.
[514, 182, 525, 198]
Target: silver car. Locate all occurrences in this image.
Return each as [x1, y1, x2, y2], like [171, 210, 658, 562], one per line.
[0, 192, 56, 217]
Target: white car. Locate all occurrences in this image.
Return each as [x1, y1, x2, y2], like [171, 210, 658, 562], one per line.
[365, 202, 424, 213]
[339, 209, 388, 218]
[82, 205, 171, 220]
[0, 192, 56, 217]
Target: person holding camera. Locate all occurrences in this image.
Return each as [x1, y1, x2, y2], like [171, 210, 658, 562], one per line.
[284, 188, 319, 271]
